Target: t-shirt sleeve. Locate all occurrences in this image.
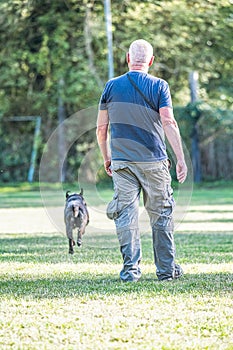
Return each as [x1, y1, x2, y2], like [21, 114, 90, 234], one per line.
[159, 81, 173, 109]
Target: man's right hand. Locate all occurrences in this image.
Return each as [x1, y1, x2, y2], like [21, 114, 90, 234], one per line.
[176, 160, 187, 183]
[104, 160, 112, 177]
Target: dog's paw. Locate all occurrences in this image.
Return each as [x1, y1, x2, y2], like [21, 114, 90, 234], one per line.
[69, 249, 74, 254]
[77, 239, 82, 247]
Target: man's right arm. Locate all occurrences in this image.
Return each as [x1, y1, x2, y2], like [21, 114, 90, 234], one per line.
[96, 109, 112, 176]
[159, 107, 187, 183]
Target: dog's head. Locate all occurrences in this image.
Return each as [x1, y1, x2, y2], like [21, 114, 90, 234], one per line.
[65, 188, 86, 204]
[65, 188, 89, 225]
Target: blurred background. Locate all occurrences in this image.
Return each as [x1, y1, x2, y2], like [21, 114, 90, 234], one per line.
[0, 0, 232, 184]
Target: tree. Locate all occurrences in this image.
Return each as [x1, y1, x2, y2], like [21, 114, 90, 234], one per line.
[0, 0, 232, 181]
[111, 0, 233, 108]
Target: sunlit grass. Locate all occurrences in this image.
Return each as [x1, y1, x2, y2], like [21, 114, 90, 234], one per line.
[0, 181, 233, 208]
[0, 230, 233, 349]
[0, 182, 233, 349]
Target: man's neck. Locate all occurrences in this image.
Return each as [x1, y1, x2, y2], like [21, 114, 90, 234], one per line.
[129, 63, 149, 73]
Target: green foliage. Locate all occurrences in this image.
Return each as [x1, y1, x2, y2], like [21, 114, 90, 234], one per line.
[111, 0, 233, 107]
[0, 0, 104, 120]
[0, 119, 35, 182]
[0, 0, 232, 115]
[174, 102, 233, 153]
[0, 0, 232, 182]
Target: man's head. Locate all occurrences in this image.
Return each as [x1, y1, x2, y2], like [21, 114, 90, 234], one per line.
[127, 39, 154, 71]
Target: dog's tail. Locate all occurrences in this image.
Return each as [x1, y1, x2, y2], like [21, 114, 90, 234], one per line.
[73, 205, 80, 218]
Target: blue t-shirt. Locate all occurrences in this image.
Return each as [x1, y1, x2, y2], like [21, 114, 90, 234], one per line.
[99, 71, 172, 162]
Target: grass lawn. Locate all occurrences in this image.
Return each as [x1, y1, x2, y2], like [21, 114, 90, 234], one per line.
[0, 182, 233, 349]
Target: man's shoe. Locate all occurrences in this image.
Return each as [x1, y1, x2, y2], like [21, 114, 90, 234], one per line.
[159, 264, 183, 281]
[174, 264, 183, 279]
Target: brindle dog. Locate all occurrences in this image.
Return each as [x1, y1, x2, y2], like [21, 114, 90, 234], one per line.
[64, 189, 89, 254]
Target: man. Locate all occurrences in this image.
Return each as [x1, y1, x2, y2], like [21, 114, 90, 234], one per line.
[96, 39, 187, 282]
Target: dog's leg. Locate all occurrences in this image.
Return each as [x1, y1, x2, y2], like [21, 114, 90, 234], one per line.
[77, 214, 89, 247]
[77, 228, 82, 247]
[77, 221, 87, 247]
[66, 222, 75, 254]
[69, 238, 75, 254]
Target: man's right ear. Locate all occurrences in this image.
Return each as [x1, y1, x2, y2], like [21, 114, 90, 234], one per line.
[126, 52, 130, 63]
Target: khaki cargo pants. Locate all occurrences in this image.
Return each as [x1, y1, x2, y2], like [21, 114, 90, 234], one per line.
[107, 160, 176, 281]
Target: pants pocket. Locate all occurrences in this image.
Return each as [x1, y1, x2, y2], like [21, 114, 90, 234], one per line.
[106, 194, 119, 220]
[164, 183, 175, 209]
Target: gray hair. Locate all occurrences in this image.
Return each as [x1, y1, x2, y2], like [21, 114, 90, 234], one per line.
[129, 39, 153, 64]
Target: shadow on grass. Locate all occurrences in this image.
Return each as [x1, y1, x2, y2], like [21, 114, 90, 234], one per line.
[0, 234, 121, 264]
[1, 272, 233, 299]
[0, 232, 233, 264]
[1, 232, 233, 299]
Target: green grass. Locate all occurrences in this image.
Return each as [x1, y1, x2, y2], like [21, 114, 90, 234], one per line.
[0, 182, 233, 349]
[0, 180, 233, 208]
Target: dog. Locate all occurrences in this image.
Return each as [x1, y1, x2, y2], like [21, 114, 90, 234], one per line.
[64, 189, 89, 254]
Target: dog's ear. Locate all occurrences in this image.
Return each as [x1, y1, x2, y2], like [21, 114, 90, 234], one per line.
[66, 191, 71, 198]
[80, 188, 83, 196]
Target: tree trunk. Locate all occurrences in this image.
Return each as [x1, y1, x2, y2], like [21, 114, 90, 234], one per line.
[58, 78, 66, 182]
[189, 71, 202, 183]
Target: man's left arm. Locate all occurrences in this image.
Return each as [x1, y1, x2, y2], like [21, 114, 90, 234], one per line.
[96, 109, 112, 176]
